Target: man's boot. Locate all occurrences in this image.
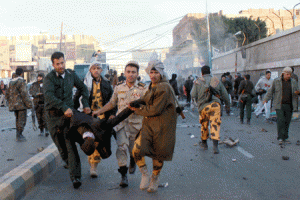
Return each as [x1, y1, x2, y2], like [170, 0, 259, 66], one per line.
[247, 119, 251, 125]
[129, 156, 136, 174]
[139, 166, 150, 190]
[213, 140, 219, 154]
[199, 140, 208, 150]
[147, 174, 160, 193]
[240, 118, 244, 124]
[118, 166, 128, 187]
[90, 163, 98, 178]
[16, 131, 26, 142]
[45, 128, 49, 137]
[38, 128, 44, 136]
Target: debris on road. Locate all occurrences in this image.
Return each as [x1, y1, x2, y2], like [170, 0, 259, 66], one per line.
[282, 156, 289, 160]
[232, 159, 236, 162]
[37, 147, 44, 152]
[7, 159, 14, 161]
[220, 137, 239, 147]
[261, 128, 268, 132]
[193, 143, 198, 146]
[158, 182, 169, 188]
[242, 177, 248, 180]
[190, 135, 195, 138]
[187, 133, 192, 135]
[1, 127, 16, 132]
[296, 140, 300, 146]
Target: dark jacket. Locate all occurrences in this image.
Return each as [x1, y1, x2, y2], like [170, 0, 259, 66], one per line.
[73, 76, 115, 119]
[184, 79, 193, 91]
[0, 84, 6, 95]
[234, 76, 244, 91]
[169, 74, 179, 95]
[44, 69, 89, 113]
[6, 77, 32, 111]
[238, 80, 254, 95]
[29, 81, 44, 106]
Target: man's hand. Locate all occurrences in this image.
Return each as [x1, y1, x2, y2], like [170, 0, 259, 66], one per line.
[262, 100, 267, 104]
[92, 109, 102, 117]
[37, 93, 43, 96]
[83, 107, 91, 114]
[109, 115, 115, 119]
[64, 108, 73, 118]
[128, 105, 137, 111]
[295, 90, 300, 95]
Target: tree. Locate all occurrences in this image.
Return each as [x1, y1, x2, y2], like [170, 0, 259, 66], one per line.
[223, 16, 267, 46]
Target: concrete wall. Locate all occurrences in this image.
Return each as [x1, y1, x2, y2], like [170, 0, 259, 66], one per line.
[212, 25, 300, 84]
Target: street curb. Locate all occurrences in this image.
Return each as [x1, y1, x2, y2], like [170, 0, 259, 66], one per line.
[0, 143, 61, 200]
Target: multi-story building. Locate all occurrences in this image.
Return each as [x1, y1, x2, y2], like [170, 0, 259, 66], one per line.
[167, 8, 300, 77]
[0, 37, 10, 78]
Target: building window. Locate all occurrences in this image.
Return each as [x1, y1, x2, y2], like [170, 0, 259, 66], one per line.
[296, 10, 300, 16]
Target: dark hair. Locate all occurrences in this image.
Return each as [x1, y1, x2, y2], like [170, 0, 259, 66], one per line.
[16, 67, 24, 76]
[291, 67, 295, 73]
[201, 65, 210, 75]
[51, 52, 64, 63]
[221, 74, 226, 78]
[266, 70, 271, 75]
[244, 74, 250, 80]
[125, 63, 139, 72]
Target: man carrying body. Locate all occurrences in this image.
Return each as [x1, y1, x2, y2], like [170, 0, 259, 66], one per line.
[263, 67, 299, 145]
[44, 52, 91, 189]
[191, 66, 230, 154]
[74, 61, 115, 178]
[93, 61, 147, 187]
[29, 73, 49, 136]
[6, 68, 32, 141]
[254, 70, 273, 120]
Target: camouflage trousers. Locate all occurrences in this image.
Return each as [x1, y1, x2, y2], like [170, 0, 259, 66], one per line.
[14, 110, 27, 132]
[35, 104, 46, 131]
[199, 102, 221, 141]
[88, 142, 101, 164]
[133, 133, 164, 176]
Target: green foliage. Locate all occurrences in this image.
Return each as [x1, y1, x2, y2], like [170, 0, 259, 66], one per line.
[223, 16, 267, 46]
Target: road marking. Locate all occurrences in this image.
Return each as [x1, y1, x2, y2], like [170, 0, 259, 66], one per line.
[237, 146, 254, 158]
[188, 111, 197, 118]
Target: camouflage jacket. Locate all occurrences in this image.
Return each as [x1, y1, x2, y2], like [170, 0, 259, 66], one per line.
[6, 77, 32, 111]
[29, 81, 44, 106]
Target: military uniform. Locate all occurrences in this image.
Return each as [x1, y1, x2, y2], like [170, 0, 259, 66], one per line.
[110, 81, 147, 167]
[29, 81, 47, 134]
[6, 77, 32, 137]
[44, 69, 89, 182]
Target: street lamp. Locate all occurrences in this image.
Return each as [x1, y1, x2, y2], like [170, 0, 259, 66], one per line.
[283, 7, 294, 28]
[293, 3, 300, 28]
[272, 12, 284, 30]
[235, 31, 246, 46]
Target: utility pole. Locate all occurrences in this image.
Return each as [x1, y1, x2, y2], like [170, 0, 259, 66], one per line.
[59, 22, 63, 51]
[206, 0, 212, 68]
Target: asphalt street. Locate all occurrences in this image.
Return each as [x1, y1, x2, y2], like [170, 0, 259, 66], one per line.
[0, 106, 53, 177]
[21, 105, 300, 200]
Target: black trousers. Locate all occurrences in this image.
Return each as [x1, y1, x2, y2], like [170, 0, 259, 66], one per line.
[276, 104, 293, 141]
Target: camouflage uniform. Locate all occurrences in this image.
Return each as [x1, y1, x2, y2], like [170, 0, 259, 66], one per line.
[191, 75, 230, 142]
[110, 81, 147, 167]
[29, 81, 47, 133]
[6, 77, 32, 134]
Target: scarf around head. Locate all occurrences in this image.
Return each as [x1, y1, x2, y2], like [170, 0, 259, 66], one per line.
[84, 61, 102, 93]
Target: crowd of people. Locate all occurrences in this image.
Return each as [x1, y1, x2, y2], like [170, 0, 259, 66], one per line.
[2, 51, 300, 193]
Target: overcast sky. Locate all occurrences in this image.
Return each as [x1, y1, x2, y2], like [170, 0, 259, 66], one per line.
[0, 0, 296, 52]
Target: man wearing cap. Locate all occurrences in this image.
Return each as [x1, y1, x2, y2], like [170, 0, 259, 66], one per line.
[29, 73, 49, 136]
[263, 67, 299, 145]
[44, 52, 91, 189]
[6, 67, 32, 141]
[74, 61, 115, 178]
[93, 60, 147, 187]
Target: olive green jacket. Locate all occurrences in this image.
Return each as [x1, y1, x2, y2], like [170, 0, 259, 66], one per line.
[44, 69, 89, 113]
[191, 74, 230, 113]
[263, 76, 299, 111]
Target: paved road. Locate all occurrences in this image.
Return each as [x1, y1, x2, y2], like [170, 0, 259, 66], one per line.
[22, 106, 300, 199]
[0, 106, 53, 177]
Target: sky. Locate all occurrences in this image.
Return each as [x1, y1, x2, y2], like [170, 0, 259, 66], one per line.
[0, 0, 297, 57]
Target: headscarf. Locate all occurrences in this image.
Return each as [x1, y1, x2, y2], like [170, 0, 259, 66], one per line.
[282, 67, 292, 74]
[84, 61, 102, 93]
[145, 60, 168, 79]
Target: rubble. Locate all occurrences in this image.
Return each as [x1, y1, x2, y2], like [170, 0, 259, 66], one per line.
[261, 128, 268, 132]
[232, 159, 236, 162]
[296, 140, 300, 146]
[220, 137, 239, 147]
[158, 182, 169, 188]
[282, 156, 289, 160]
